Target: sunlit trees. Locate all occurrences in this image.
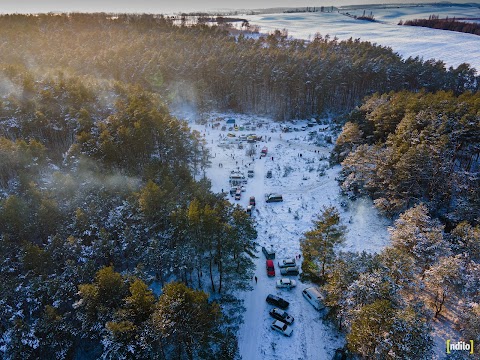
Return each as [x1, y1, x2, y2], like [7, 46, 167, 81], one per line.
[389, 204, 449, 274]
[301, 206, 346, 280]
[336, 91, 480, 221]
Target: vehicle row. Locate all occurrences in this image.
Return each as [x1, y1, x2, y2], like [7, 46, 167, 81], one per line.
[265, 287, 325, 338]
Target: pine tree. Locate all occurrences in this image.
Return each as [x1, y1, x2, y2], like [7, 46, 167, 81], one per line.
[389, 203, 449, 274]
[301, 206, 346, 280]
[153, 282, 220, 360]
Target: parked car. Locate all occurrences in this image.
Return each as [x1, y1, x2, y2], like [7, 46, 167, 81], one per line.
[241, 186, 246, 192]
[271, 320, 293, 337]
[278, 258, 296, 268]
[280, 266, 299, 276]
[266, 170, 272, 178]
[266, 294, 289, 309]
[246, 205, 253, 216]
[269, 308, 294, 324]
[229, 187, 237, 196]
[248, 169, 254, 177]
[266, 260, 275, 277]
[265, 193, 283, 203]
[235, 190, 241, 200]
[249, 196, 256, 206]
[302, 287, 325, 310]
[262, 246, 275, 260]
[276, 278, 297, 289]
[261, 147, 268, 156]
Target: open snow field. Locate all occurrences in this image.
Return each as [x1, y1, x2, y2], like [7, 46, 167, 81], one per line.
[177, 110, 391, 360]
[242, 4, 480, 71]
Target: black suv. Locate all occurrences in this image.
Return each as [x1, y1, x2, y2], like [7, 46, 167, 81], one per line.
[266, 294, 289, 309]
[262, 246, 275, 260]
[280, 266, 299, 276]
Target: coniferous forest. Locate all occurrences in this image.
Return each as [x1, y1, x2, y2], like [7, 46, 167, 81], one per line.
[402, 15, 480, 36]
[0, 13, 479, 359]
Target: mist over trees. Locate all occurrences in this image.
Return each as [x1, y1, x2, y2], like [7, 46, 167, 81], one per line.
[0, 13, 478, 121]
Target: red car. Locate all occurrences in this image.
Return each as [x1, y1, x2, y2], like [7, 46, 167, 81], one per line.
[266, 260, 275, 277]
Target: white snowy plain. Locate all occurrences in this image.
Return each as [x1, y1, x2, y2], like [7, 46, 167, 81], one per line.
[178, 110, 391, 360]
[241, 4, 480, 71]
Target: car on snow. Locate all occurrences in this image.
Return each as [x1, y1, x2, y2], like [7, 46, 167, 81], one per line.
[271, 320, 293, 337]
[302, 287, 325, 311]
[266, 260, 275, 277]
[276, 278, 297, 289]
[262, 246, 275, 260]
[249, 196, 256, 206]
[241, 186, 246, 192]
[246, 205, 253, 216]
[266, 170, 272, 178]
[265, 193, 283, 203]
[269, 308, 294, 324]
[278, 258, 296, 268]
[235, 189, 241, 200]
[229, 187, 237, 196]
[280, 266, 300, 276]
[247, 169, 254, 177]
[266, 294, 289, 309]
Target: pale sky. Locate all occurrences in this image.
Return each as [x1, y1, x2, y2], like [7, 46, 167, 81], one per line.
[0, 0, 476, 14]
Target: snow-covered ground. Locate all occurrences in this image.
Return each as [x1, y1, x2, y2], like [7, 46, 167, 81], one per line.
[177, 110, 391, 360]
[241, 4, 480, 71]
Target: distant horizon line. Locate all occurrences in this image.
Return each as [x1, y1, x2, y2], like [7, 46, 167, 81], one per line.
[0, 1, 478, 16]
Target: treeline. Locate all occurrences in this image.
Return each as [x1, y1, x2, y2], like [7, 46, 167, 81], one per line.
[332, 90, 480, 226]
[401, 15, 480, 36]
[0, 72, 256, 359]
[300, 205, 480, 359]
[326, 90, 480, 356]
[0, 13, 478, 121]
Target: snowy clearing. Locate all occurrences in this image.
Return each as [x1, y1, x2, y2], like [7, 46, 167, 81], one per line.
[176, 110, 391, 360]
[241, 4, 480, 71]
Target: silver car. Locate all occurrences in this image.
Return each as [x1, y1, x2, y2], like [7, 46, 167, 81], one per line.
[276, 278, 297, 289]
[271, 320, 293, 337]
[278, 258, 296, 268]
[269, 308, 294, 324]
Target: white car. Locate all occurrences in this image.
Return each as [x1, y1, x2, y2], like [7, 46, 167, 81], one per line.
[278, 258, 296, 268]
[271, 320, 293, 337]
[276, 278, 297, 289]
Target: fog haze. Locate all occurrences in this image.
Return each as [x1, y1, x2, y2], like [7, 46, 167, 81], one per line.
[0, 0, 476, 14]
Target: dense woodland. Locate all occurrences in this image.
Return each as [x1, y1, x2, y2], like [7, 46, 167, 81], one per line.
[401, 15, 480, 36]
[327, 90, 479, 357]
[0, 12, 479, 359]
[0, 13, 478, 120]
